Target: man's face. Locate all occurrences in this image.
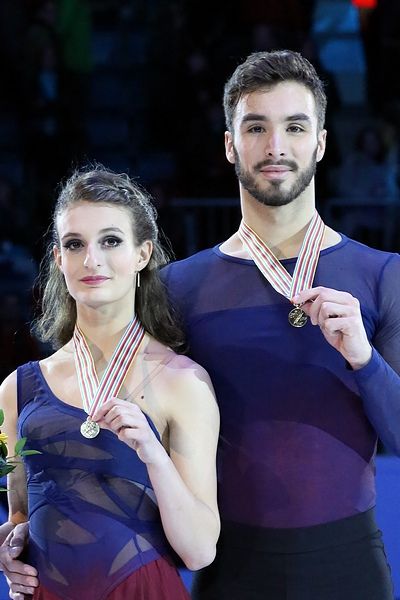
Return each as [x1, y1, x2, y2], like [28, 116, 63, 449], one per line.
[225, 81, 326, 207]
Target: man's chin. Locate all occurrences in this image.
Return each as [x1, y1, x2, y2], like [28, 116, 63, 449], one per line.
[246, 187, 294, 208]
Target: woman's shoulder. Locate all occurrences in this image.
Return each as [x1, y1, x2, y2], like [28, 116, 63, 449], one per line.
[152, 348, 218, 422]
[39, 343, 74, 377]
[165, 353, 213, 389]
[145, 337, 213, 390]
[0, 369, 17, 398]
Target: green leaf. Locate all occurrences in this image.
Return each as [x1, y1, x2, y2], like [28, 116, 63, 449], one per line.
[20, 450, 41, 456]
[0, 464, 16, 476]
[0, 409, 4, 427]
[14, 438, 27, 455]
[0, 441, 8, 459]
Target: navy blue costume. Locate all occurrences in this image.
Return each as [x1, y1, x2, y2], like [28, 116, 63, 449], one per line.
[163, 234, 400, 599]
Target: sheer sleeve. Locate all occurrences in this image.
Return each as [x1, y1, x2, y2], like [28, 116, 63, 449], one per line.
[354, 254, 400, 454]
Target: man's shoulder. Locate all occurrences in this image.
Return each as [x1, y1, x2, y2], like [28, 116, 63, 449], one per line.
[161, 245, 219, 287]
[164, 246, 218, 271]
[336, 234, 400, 269]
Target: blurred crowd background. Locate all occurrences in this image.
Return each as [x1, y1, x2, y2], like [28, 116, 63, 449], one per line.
[0, 0, 400, 384]
[1, 0, 400, 592]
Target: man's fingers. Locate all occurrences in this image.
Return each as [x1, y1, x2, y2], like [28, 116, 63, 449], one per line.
[8, 545, 24, 560]
[4, 569, 39, 596]
[2, 557, 38, 578]
[9, 592, 26, 600]
[7, 582, 37, 597]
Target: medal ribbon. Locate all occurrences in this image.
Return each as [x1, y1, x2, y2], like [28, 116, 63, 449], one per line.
[238, 212, 325, 301]
[73, 316, 145, 418]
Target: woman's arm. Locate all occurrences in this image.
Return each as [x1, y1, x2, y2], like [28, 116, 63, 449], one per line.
[147, 361, 220, 570]
[94, 358, 220, 570]
[0, 372, 39, 598]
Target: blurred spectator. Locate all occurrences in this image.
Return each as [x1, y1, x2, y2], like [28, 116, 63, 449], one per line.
[327, 121, 399, 250]
[334, 122, 399, 201]
[0, 0, 27, 112]
[356, 0, 400, 118]
[239, 0, 316, 53]
[0, 177, 29, 245]
[0, 291, 41, 383]
[57, 0, 93, 160]
[19, 0, 64, 224]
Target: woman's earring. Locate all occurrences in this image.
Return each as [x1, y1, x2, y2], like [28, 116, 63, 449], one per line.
[136, 271, 141, 289]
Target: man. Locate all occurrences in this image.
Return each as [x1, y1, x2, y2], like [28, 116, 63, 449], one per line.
[164, 50, 399, 599]
[2, 50, 400, 599]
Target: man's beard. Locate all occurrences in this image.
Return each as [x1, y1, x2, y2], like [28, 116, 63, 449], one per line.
[234, 147, 318, 207]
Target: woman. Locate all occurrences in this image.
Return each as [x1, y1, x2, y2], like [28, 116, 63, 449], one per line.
[0, 166, 220, 599]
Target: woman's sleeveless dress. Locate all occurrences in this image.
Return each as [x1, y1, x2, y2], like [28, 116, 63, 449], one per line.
[17, 361, 191, 600]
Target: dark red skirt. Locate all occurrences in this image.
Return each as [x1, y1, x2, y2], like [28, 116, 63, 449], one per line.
[33, 556, 191, 600]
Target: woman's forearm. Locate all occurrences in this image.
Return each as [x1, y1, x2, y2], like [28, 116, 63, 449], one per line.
[147, 455, 219, 571]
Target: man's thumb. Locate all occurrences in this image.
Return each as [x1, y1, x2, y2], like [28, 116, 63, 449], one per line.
[9, 543, 23, 558]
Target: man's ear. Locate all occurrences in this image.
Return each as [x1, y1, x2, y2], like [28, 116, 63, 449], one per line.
[316, 129, 327, 163]
[53, 244, 63, 271]
[225, 131, 236, 164]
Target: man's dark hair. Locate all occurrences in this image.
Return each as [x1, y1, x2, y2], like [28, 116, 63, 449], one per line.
[223, 50, 327, 133]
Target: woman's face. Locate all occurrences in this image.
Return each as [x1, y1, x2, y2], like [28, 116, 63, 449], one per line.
[54, 201, 152, 311]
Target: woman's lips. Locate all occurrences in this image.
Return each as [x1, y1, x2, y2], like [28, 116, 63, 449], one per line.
[80, 276, 110, 284]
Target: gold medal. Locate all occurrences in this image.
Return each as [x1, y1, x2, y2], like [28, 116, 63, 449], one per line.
[80, 418, 100, 439]
[288, 306, 308, 328]
[238, 213, 325, 330]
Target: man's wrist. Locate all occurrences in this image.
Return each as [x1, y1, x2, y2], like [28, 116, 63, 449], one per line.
[346, 346, 373, 371]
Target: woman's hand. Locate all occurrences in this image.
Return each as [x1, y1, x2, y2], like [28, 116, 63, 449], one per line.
[92, 398, 168, 465]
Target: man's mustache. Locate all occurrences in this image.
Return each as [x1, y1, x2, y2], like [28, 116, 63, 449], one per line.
[254, 159, 298, 171]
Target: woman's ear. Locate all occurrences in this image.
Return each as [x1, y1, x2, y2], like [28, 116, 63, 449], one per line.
[137, 240, 153, 272]
[53, 244, 63, 271]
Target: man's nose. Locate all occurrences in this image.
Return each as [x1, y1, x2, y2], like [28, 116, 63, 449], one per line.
[264, 130, 286, 158]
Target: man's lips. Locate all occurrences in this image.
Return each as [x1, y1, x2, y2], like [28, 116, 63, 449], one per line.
[259, 166, 292, 173]
[259, 166, 292, 179]
[80, 276, 110, 283]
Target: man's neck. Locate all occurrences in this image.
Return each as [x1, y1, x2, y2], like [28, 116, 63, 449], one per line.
[220, 188, 341, 260]
[242, 196, 315, 258]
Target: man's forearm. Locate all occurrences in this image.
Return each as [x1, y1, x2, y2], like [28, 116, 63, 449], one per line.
[0, 521, 16, 547]
[354, 348, 400, 454]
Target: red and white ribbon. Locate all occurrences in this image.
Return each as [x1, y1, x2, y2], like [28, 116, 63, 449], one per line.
[238, 212, 325, 300]
[73, 316, 145, 418]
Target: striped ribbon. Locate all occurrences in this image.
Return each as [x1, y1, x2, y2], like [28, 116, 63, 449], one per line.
[73, 316, 145, 418]
[238, 212, 325, 301]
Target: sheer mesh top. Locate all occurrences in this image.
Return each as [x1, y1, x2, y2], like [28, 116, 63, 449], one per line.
[17, 361, 171, 600]
[163, 235, 400, 529]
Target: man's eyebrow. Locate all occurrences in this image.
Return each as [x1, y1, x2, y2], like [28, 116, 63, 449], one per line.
[241, 113, 267, 123]
[240, 112, 312, 124]
[285, 113, 311, 123]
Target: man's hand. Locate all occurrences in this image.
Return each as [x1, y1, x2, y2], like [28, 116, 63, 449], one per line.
[0, 522, 38, 599]
[292, 286, 372, 370]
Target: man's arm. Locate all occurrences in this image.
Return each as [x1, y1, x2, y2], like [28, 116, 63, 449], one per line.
[294, 254, 400, 454]
[0, 522, 38, 600]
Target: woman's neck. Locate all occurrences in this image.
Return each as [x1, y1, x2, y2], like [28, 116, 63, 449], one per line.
[75, 303, 136, 361]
